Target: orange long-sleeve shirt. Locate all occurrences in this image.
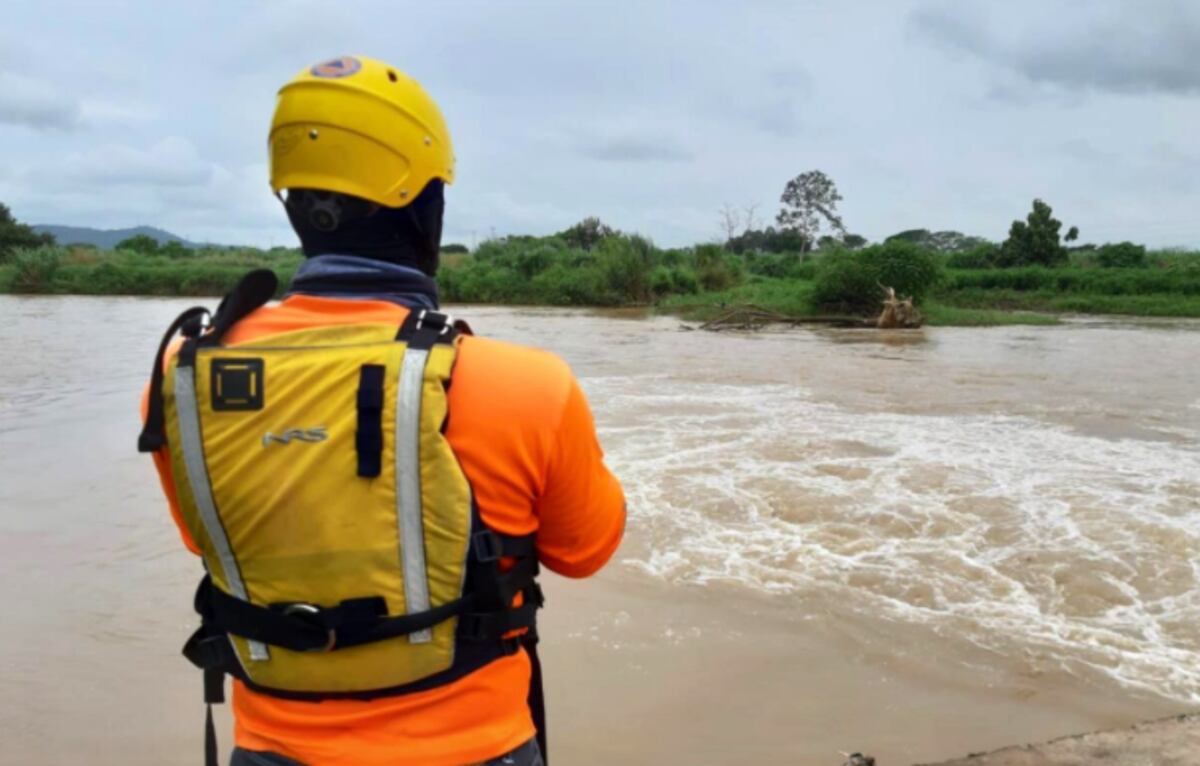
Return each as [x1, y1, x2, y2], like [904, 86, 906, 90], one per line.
[147, 295, 626, 766]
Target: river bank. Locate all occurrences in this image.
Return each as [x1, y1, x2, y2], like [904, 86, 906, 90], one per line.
[2, 243, 1199, 326]
[920, 713, 1200, 765]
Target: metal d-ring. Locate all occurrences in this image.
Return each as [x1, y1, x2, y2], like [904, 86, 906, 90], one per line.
[283, 603, 337, 652]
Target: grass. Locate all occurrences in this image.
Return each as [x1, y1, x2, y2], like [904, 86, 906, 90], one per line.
[658, 277, 816, 320]
[936, 288, 1200, 317]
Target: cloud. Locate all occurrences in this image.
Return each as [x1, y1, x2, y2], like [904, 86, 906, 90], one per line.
[49, 137, 214, 188]
[575, 134, 694, 163]
[0, 71, 80, 130]
[910, 1, 1200, 95]
[79, 99, 162, 127]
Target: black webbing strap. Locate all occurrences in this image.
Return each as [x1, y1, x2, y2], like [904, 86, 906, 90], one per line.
[200, 577, 469, 652]
[137, 269, 278, 453]
[525, 633, 548, 764]
[355, 364, 385, 477]
[396, 308, 455, 350]
[473, 529, 537, 562]
[137, 306, 209, 453]
[203, 666, 224, 766]
[198, 269, 278, 348]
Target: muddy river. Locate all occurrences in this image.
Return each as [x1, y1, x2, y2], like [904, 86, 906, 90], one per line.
[1, 296, 1197, 764]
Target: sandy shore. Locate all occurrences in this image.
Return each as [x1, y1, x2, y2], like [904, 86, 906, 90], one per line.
[538, 568, 1189, 766]
[919, 714, 1200, 765]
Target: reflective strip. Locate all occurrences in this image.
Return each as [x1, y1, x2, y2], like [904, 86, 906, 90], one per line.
[396, 347, 433, 643]
[175, 365, 270, 661]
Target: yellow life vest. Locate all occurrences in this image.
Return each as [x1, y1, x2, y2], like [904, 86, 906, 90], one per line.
[139, 271, 541, 702]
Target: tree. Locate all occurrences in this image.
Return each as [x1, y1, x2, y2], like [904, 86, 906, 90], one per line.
[717, 203, 742, 247]
[159, 239, 189, 257]
[776, 170, 845, 252]
[0, 203, 54, 261]
[842, 233, 868, 250]
[742, 203, 760, 235]
[1065, 226, 1079, 243]
[116, 234, 161, 254]
[558, 217, 616, 250]
[998, 199, 1070, 267]
[885, 229, 987, 253]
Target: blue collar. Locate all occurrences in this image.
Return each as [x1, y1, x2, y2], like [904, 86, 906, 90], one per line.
[285, 255, 439, 310]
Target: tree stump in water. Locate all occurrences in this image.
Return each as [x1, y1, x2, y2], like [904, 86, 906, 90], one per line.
[875, 284, 923, 329]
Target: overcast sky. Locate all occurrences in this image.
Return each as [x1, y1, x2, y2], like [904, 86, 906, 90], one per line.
[1, 0, 1197, 249]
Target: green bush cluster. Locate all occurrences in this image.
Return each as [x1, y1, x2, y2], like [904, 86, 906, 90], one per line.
[1095, 241, 1147, 268]
[438, 233, 743, 306]
[9, 247, 64, 291]
[812, 241, 943, 314]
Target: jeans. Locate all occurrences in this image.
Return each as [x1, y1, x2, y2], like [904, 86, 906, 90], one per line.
[230, 738, 544, 766]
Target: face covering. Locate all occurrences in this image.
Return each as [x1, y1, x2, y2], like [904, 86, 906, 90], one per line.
[283, 180, 445, 275]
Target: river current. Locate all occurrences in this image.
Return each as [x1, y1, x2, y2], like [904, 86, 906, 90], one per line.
[1, 296, 1197, 760]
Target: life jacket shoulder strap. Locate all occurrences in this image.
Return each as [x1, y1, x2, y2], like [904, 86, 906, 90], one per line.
[137, 269, 278, 453]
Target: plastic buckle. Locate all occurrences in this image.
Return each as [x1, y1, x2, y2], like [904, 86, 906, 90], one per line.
[282, 603, 337, 652]
[459, 612, 490, 642]
[181, 312, 210, 339]
[527, 582, 545, 609]
[473, 530, 503, 562]
[500, 636, 522, 656]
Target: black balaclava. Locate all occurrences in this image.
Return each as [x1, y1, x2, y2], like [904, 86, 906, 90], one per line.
[283, 180, 445, 276]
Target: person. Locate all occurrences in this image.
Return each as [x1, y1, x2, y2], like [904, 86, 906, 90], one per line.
[139, 55, 626, 766]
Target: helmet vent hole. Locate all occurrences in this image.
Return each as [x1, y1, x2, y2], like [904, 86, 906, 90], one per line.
[387, 70, 398, 83]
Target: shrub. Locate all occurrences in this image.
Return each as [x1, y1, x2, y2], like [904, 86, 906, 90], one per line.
[812, 241, 942, 314]
[557, 217, 616, 250]
[649, 267, 674, 298]
[116, 234, 161, 254]
[1096, 241, 1147, 268]
[694, 244, 743, 291]
[596, 236, 652, 303]
[946, 243, 1000, 269]
[744, 251, 812, 279]
[9, 247, 64, 292]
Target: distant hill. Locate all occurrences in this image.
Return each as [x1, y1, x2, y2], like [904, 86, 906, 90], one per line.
[32, 224, 201, 249]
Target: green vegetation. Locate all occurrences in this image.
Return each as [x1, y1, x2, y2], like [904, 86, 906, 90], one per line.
[998, 199, 1074, 267]
[812, 241, 943, 314]
[0, 244, 302, 296]
[4, 190, 1200, 325]
[0, 203, 54, 259]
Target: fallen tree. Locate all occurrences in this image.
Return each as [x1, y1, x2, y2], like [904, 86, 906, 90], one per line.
[698, 284, 924, 332]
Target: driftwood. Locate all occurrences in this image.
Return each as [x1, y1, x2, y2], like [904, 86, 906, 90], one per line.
[699, 305, 869, 331]
[698, 284, 924, 332]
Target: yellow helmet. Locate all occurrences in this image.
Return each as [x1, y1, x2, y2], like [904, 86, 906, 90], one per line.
[269, 55, 454, 208]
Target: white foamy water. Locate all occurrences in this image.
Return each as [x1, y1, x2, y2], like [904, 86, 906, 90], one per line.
[590, 375, 1200, 703]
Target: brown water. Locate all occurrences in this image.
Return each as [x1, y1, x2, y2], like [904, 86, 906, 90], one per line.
[1, 296, 1198, 764]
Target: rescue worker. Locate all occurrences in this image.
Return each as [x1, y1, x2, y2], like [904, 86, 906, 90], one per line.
[139, 55, 626, 766]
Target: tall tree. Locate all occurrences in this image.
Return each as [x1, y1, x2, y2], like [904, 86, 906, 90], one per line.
[998, 199, 1070, 267]
[0, 202, 54, 260]
[776, 170, 845, 252]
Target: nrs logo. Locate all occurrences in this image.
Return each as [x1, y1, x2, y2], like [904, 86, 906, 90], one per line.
[262, 427, 328, 447]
